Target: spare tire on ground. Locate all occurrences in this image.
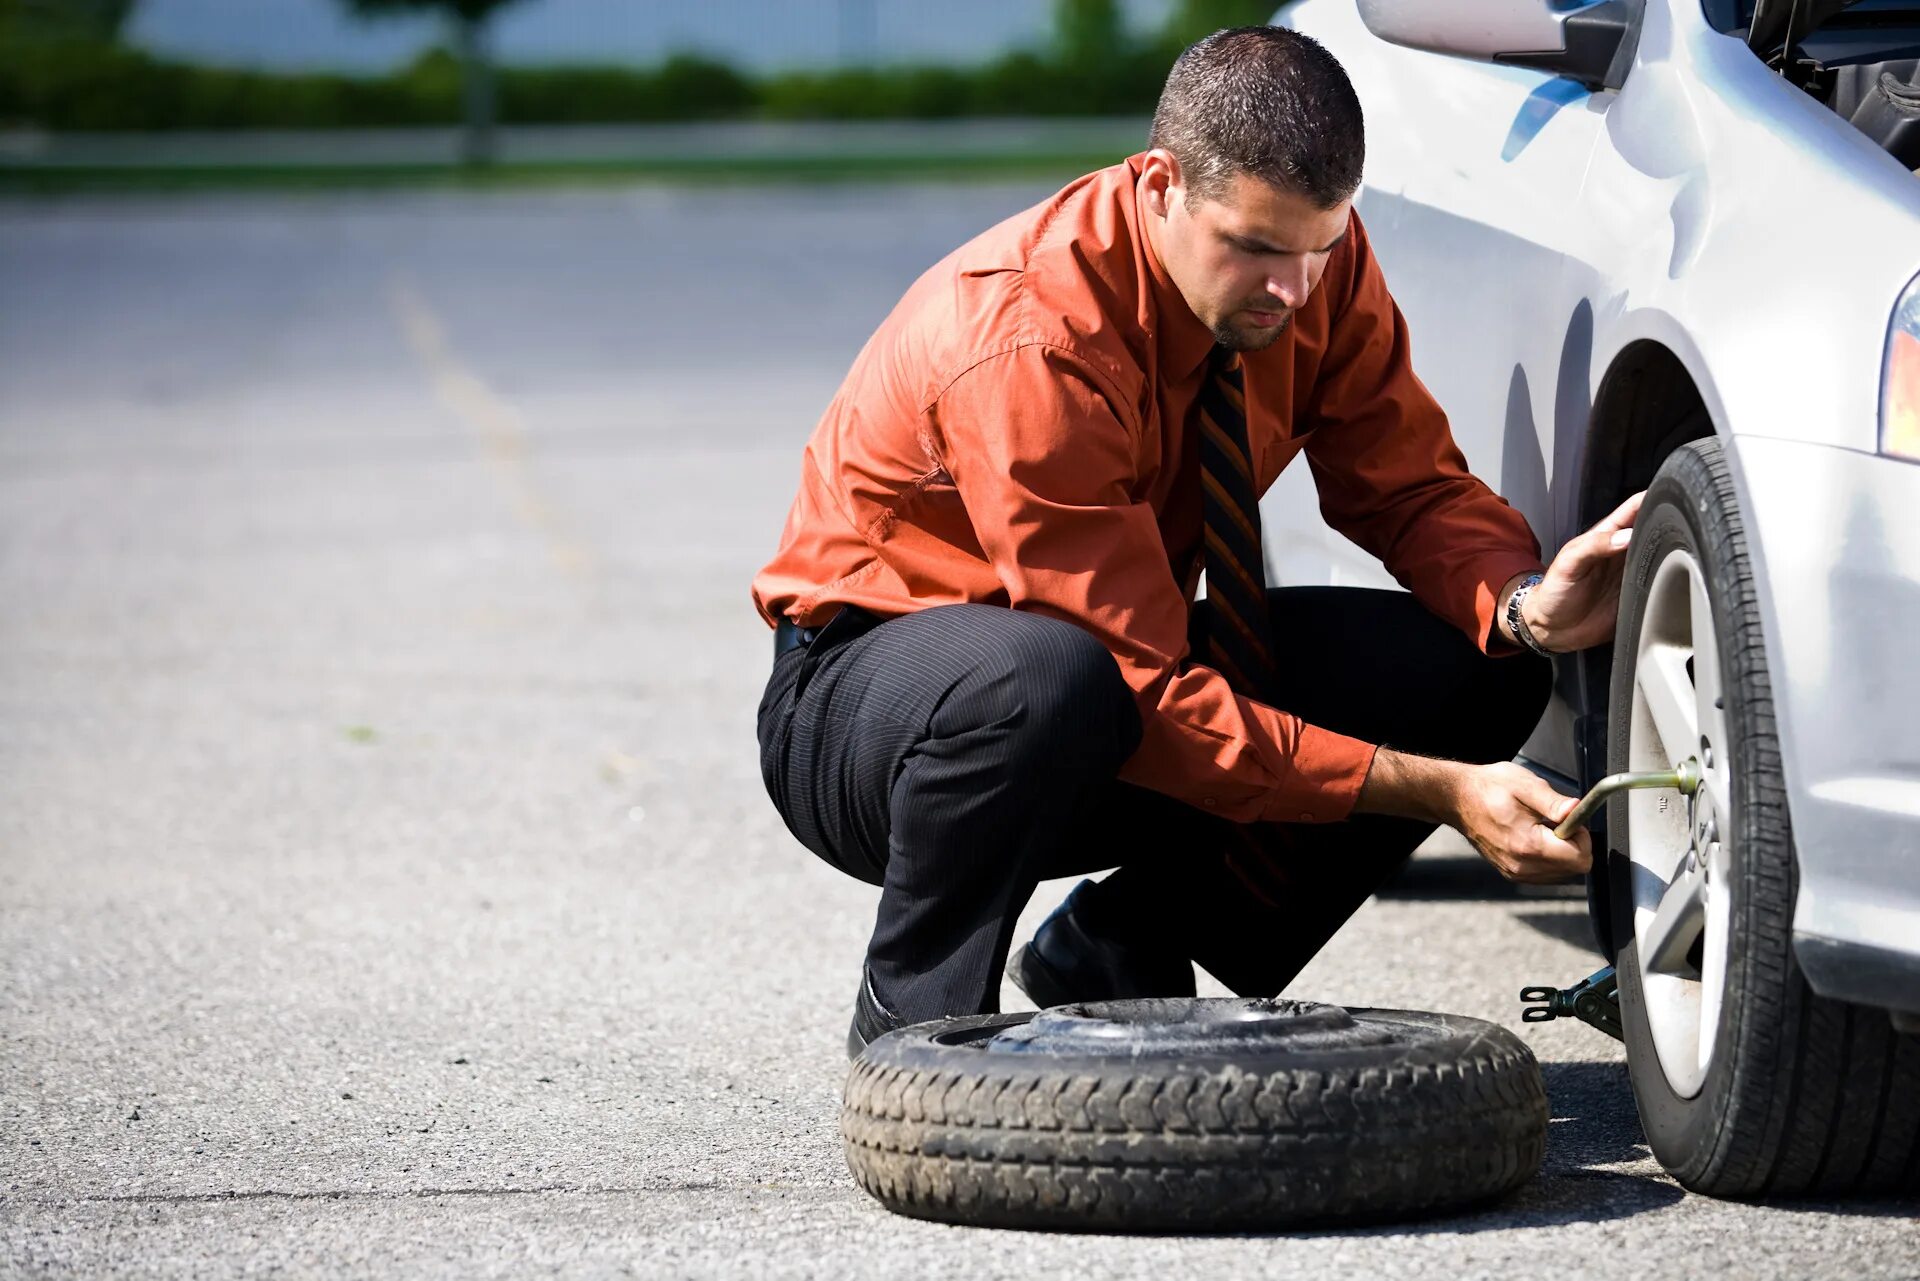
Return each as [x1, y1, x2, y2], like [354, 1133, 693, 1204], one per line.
[842, 996, 1547, 1231]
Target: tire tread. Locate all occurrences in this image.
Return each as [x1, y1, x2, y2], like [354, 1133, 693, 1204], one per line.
[842, 1014, 1548, 1230]
[1610, 440, 1920, 1200]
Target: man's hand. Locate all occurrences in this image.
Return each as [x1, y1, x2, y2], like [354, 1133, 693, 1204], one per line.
[1355, 749, 1591, 884]
[1520, 490, 1646, 653]
[1448, 761, 1591, 884]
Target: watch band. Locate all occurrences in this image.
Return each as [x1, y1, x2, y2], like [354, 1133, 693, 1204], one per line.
[1506, 572, 1552, 658]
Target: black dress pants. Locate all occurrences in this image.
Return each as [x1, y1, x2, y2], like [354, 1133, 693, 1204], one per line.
[755, 588, 1552, 1027]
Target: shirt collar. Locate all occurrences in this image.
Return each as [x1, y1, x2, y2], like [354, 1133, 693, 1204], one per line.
[1127, 152, 1219, 380]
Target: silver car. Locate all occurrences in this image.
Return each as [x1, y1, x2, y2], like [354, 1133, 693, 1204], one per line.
[1265, 0, 1920, 1196]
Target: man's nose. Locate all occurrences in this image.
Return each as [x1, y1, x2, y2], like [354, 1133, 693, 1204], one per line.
[1264, 260, 1312, 309]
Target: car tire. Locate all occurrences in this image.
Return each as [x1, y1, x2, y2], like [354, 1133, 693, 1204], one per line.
[1607, 438, 1920, 1197]
[841, 996, 1547, 1231]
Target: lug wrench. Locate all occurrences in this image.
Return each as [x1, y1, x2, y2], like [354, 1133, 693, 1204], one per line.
[1521, 758, 1705, 1039]
[1548, 758, 1703, 841]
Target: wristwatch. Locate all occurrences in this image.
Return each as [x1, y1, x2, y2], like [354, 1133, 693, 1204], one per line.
[1505, 572, 1553, 658]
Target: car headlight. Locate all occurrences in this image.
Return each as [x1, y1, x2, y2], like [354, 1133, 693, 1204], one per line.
[1885, 271, 1920, 462]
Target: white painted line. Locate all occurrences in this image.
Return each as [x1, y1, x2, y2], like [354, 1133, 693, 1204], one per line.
[388, 274, 598, 583]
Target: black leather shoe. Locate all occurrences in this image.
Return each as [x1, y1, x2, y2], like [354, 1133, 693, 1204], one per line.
[1009, 879, 1196, 1008]
[847, 966, 904, 1061]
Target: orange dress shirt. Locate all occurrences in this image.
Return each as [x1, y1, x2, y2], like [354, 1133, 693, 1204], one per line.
[752, 152, 1545, 826]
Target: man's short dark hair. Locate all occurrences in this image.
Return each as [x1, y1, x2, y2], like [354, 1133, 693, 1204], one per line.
[1148, 25, 1365, 211]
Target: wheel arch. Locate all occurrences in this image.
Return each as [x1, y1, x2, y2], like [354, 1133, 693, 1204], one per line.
[1572, 337, 1719, 962]
[1572, 338, 1719, 786]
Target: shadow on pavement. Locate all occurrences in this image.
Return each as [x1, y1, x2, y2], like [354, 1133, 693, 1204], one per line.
[1234, 1173, 1683, 1241]
[1378, 854, 1583, 903]
[1540, 1059, 1647, 1171]
[1512, 907, 1602, 952]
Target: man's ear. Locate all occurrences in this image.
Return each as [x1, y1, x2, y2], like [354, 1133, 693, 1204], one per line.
[1140, 148, 1183, 220]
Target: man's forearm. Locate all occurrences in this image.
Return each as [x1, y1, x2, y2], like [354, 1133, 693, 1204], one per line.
[1352, 745, 1464, 824]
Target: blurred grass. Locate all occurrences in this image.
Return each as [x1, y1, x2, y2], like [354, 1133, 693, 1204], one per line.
[0, 148, 1135, 193]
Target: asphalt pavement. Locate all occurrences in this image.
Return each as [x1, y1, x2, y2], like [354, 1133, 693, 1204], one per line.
[2, 184, 1914, 1278]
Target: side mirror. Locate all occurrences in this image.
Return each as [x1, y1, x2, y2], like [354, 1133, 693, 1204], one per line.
[1355, 0, 1644, 92]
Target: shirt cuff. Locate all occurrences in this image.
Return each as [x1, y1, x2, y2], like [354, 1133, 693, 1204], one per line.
[1259, 727, 1380, 824]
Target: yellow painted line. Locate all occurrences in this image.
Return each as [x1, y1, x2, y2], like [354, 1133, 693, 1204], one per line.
[387, 274, 597, 582]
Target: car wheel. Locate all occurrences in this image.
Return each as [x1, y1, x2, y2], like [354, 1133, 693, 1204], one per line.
[842, 996, 1546, 1230]
[1607, 438, 1920, 1196]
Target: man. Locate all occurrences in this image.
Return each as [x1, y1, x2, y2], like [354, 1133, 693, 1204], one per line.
[752, 27, 1642, 1058]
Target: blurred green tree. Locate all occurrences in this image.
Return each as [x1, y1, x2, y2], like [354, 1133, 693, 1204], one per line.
[1045, 0, 1168, 115]
[1052, 0, 1127, 71]
[1156, 0, 1293, 51]
[0, 0, 137, 44]
[344, 0, 528, 165]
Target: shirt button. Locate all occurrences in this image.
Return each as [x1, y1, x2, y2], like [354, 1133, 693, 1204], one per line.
[1298, 811, 1314, 821]
[1202, 797, 1217, 808]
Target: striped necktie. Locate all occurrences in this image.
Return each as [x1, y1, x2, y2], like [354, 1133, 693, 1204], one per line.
[1197, 345, 1280, 703]
[1195, 347, 1302, 912]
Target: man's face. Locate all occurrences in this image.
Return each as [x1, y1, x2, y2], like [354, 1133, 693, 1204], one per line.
[1143, 154, 1353, 352]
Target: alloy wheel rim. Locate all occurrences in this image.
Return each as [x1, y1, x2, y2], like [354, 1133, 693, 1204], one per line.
[1627, 548, 1734, 1100]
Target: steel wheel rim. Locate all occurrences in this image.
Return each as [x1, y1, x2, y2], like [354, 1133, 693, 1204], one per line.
[1626, 548, 1734, 1100]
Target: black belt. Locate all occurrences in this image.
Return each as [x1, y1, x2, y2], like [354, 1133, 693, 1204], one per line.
[774, 605, 876, 661]
[774, 617, 823, 657]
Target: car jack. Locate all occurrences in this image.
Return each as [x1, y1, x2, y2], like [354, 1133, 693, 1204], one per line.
[1521, 966, 1622, 1040]
[1518, 760, 1706, 1042]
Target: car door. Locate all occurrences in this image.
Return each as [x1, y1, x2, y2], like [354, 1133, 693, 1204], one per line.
[1267, 0, 1614, 777]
